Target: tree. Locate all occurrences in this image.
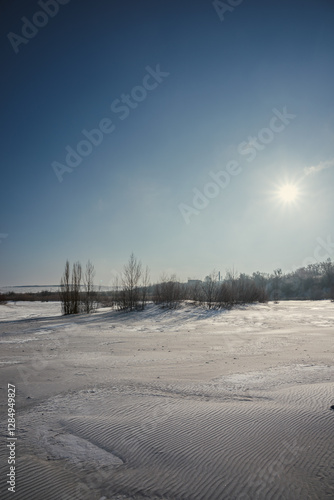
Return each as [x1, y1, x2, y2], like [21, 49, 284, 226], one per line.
[225, 268, 239, 304]
[110, 273, 121, 309]
[216, 281, 233, 309]
[121, 253, 142, 310]
[187, 280, 203, 304]
[60, 260, 71, 315]
[140, 265, 150, 310]
[321, 258, 334, 300]
[272, 268, 282, 302]
[83, 260, 96, 313]
[60, 260, 92, 315]
[154, 273, 182, 309]
[202, 271, 218, 309]
[71, 261, 82, 314]
[0, 293, 7, 304]
[252, 271, 268, 302]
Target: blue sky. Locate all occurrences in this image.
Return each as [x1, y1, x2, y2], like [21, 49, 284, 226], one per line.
[1, 0, 334, 286]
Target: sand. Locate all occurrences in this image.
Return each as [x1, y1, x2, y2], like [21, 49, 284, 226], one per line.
[0, 300, 333, 499]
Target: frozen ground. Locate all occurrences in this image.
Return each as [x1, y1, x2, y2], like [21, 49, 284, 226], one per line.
[0, 300, 333, 499]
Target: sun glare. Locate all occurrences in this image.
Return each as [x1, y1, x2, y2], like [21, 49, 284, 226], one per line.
[277, 183, 299, 203]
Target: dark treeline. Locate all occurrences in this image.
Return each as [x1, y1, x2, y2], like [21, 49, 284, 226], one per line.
[1, 256, 333, 312]
[83, 255, 334, 314]
[268, 261, 334, 301]
[0, 290, 57, 303]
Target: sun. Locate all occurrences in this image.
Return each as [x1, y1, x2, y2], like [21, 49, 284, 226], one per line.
[277, 183, 299, 203]
[269, 177, 304, 209]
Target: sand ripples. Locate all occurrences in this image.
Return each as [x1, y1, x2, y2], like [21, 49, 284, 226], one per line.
[1, 381, 332, 500]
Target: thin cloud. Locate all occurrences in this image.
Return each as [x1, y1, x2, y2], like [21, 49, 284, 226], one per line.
[304, 158, 334, 176]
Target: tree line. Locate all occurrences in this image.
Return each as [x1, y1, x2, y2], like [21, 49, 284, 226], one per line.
[1, 255, 333, 310]
[57, 254, 334, 315]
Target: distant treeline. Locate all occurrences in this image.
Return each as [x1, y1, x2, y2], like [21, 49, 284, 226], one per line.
[0, 290, 58, 302]
[58, 254, 334, 315]
[1, 256, 333, 312]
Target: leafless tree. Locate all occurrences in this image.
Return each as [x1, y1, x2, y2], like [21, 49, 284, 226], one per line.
[109, 274, 121, 309]
[216, 281, 233, 308]
[140, 265, 150, 310]
[252, 271, 268, 302]
[321, 258, 334, 300]
[237, 273, 266, 303]
[59, 260, 71, 315]
[121, 253, 142, 310]
[59, 260, 82, 315]
[187, 281, 203, 304]
[272, 268, 282, 303]
[71, 261, 82, 314]
[83, 260, 96, 313]
[225, 268, 239, 304]
[154, 273, 182, 309]
[202, 271, 218, 309]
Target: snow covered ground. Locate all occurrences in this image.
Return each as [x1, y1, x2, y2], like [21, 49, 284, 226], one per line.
[0, 300, 333, 499]
[0, 301, 61, 322]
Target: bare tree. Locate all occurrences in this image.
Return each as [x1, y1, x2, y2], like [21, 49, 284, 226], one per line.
[121, 253, 142, 310]
[252, 271, 268, 303]
[321, 258, 334, 300]
[59, 260, 82, 315]
[154, 273, 182, 309]
[59, 260, 71, 315]
[110, 274, 121, 309]
[140, 265, 150, 310]
[225, 267, 239, 304]
[216, 281, 233, 309]
[202, 271, 218, 309]
[186, 281, 203, 304]
[71, 261, 82, 314]
[83, 260, 96, 313]
[272, 268, 282, 303]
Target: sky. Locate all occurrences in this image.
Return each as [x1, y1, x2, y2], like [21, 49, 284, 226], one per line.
[1, 0, 334, 286]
